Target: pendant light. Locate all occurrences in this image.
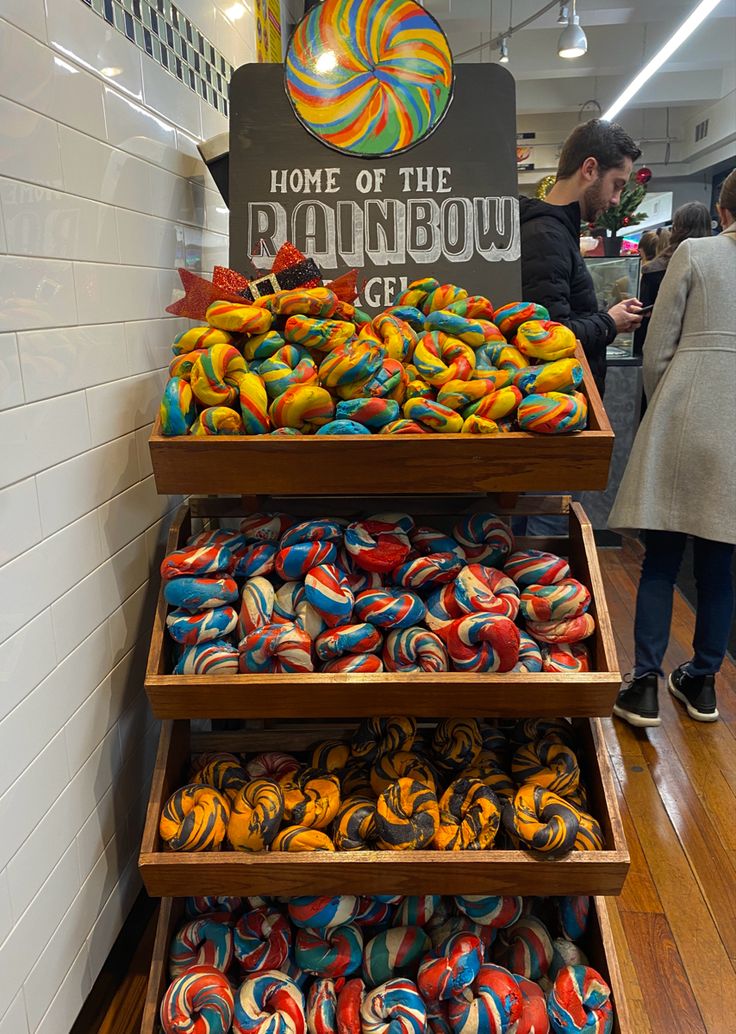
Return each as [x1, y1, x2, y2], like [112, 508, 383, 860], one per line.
[558, 0, 587, 58]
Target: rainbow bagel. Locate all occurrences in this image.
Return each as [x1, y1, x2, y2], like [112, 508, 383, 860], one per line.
[233, 970, 306, 1034]
[375, 778, 440, 851]
[363, 928, 432, 987]
[497, 916, 554, 982]
[238, 371, 272, 435]
[557, 896, 590, 942]
[316, 420, 372, 436]
[513, 358, 584, 396]
[234, 907, 292, 972]
[315, 623, 383, 662]
[271, 826, 336, 852]
[206, 299, 273, 334]
[441, 613, 521, 673]
[424, 310, 486, 347]
[159, 784, 230, 852]
[360, 978, 427, 1034]
[238, 621, 314, 674]
[333, 796, 379, 850]
[354, 589, 426, 629]
[169, 348, 207, 381]
[246, 752, 300, 782]
[526, 613, 596, 644]
[445, 295, 495, 320]
[370, 751, 437, 797]
[160, 376, 196, 435]
[259, 346, 318, 399]
[244, 330, 286, 361]
[447, 963, 523, 1034]
[335, 397, 401, 430]
[162, 545, 233, 581]
[452, 565, 521, 620]
[434, 778, 502, 850]
[352, 717, 418, 763]
[190, 343, 247, 407]
[295, 924, 363, 979]
[511, 737, 580, 797]
[391, 553, 464, 589]
[166, 606, 239, 645]
[476, 342, 527, 372]
[227, 778, 284, 851]
[465, 385, 523, 422]
[194, 752, 248, 801]
[164, 576, 239, 612]
[386, 305, 426, 331]
[541, 643, 591, 674]
[270, 384, 335, 433]
[513, 633, 544, 674]
[514, 320, 577, 362]
[282, 770, 341, 830]
[405, 379, 436, 402]
[510, 784, 580, 855]
[417, 932, 483, 1002]
[505, 550, 571, 587]
[352, 357, 409, 404]
[174, 641, 239, 676]
[413, 332, 476, 386]
[271, 287, 338, 319]
[432, 718, 483, 772]
[383, 627, 449, 673]
[380, 419, 428, 435]
[304, 564, 354, 627]
[172, 325, 233, 355]
[191, 406, 246, 436]
[306, 979, 339, 1034]
[548, 965, 613, 1034]
[239, 576, 276, 636]
[169, 918, 234, 978]
[452, 514, 514, 566]
[160, 965, 234, 1034]
[319, 342, 385, 391]
[520, 579, 591, 622]
[275, 541, 339, 580]
[284, 314, 354, 352]
[402, 397, 464, 433]
[361, 312, 416, 362]
[436, 378, 497, 412]
[425, 284, 469, 315]
[393, 277, 441, 310]
[494, 302, 550, 339]
[454, 896, 524, 929]
[517, 391, 588, 434]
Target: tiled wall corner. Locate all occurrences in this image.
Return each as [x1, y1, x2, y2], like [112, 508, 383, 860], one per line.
[0, 0, 250, 1029]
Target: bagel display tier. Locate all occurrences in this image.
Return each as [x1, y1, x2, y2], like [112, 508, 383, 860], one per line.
[149, 343, 612, 495]
[145, 500, 619, 719]
[138, 718, 628, 898]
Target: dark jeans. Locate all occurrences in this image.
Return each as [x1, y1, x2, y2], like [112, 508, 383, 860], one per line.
[634, 530, 735, 678]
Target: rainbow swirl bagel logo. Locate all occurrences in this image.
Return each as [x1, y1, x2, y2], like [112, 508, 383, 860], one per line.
[284, 0, 454, 157]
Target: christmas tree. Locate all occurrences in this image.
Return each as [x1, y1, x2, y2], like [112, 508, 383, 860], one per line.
[594, 169, 651, 234]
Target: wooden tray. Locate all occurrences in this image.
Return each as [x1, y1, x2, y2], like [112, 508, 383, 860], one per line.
[140, 895, 631, 1034]
[138, 718, 629, 898]
[149, 347, 614, 495]
[145, 500, 620, 720]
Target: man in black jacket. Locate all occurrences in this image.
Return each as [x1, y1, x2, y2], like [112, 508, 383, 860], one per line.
[521, 119, 644, 395]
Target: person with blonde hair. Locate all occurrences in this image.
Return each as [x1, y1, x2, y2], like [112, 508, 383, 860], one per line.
[610, 170, 736, 727]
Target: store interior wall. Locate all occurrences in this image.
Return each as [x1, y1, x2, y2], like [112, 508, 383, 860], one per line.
[0, 2, 254, 1031]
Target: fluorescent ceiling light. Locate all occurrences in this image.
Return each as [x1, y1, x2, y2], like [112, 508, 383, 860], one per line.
[603, 0, 724, 120]
[101, 66, 123, 77]
[225, 2, 246, 20]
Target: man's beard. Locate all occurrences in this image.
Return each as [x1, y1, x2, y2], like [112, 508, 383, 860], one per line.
[581, 179, 606, 222]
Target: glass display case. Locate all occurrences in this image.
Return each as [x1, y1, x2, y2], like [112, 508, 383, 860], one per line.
[586, 255, 641, 358]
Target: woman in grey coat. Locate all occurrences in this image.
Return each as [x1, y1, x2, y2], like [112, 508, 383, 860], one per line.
[610, 169, 736, 728]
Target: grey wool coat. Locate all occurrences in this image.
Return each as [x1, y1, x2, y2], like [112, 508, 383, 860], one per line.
[609, 226, 736, 545]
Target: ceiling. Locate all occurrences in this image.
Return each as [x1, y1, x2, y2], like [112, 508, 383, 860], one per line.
[426, 0, 736, 177]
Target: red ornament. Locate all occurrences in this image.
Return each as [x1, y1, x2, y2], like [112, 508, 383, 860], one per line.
[635, 167, 652, 185]
[623, 217, 630, 225]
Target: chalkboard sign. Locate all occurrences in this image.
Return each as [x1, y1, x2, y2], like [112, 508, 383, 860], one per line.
[229, 63, 521, 312]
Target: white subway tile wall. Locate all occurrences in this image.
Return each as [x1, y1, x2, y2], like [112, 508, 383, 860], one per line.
[0, 0, 252, 1028]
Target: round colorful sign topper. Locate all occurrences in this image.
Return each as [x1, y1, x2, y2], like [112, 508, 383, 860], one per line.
[284, 0, 454, 158]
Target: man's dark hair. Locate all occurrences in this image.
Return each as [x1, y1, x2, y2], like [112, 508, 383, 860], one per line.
[556, 119, 642, 181]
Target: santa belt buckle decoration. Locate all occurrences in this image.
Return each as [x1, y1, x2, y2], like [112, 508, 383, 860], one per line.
[249, 272, 282, 299]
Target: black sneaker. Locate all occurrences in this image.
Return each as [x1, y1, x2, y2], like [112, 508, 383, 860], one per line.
[612, 673, 661, 728]
[668, 664, 719, 722]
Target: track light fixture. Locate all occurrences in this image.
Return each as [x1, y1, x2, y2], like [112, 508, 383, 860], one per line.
[558, 0, 587, 58]
[557, 2, 569, 24]
[499, 35, 510, 62]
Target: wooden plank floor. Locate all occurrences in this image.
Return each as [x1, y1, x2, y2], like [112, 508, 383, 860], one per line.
[76, 541, 736, 1034]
